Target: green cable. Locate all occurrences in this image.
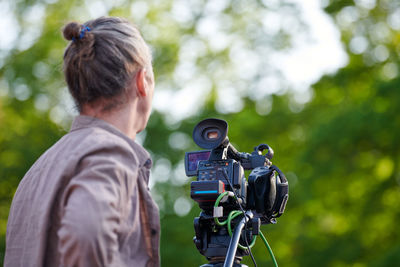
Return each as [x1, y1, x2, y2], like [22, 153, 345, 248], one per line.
[226, 210, 256, 250]
[213, 192, 256, 249]
[214, 192, 230, 226]
[259, 231, 278, 267]
[214, 192, 279, 265]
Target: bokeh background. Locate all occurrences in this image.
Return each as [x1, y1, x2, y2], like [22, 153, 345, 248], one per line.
[1, 0, 399, 266]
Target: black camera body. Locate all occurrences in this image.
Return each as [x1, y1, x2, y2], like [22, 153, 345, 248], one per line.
[185, 118, 288, 223]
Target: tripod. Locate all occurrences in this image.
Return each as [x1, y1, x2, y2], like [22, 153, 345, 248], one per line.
[194, 211, 257, 267]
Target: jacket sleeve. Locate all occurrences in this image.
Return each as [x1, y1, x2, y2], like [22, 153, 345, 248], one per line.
[57, 148, 138, 267]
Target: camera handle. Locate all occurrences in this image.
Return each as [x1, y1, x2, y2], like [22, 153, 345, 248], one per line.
[223, 211, 253, 267]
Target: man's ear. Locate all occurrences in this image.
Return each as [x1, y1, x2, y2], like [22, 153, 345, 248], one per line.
[136, 69, 147, 97]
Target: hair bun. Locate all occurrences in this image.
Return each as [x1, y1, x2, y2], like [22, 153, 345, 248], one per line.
[63, 22, 82, 41]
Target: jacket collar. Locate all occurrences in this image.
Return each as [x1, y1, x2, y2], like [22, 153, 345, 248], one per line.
[69, 115, 152, 169]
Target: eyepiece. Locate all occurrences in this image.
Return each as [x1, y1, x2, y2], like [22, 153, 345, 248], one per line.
[193, 118, 228, 149]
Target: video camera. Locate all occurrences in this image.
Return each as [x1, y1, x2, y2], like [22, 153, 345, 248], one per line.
[184, 118, 289, 266]
[185, 118, 288, 222]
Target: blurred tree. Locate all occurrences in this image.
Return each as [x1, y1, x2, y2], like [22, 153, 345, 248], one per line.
[0, 0, 399, 266]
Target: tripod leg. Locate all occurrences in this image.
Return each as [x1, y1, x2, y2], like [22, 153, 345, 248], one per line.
[223, 215, 247, 267]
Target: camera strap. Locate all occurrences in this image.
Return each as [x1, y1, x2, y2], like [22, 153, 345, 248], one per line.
[270, 165, 289, 218]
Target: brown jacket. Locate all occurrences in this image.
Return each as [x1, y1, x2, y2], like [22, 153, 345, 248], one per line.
[5, 115, 160, 267]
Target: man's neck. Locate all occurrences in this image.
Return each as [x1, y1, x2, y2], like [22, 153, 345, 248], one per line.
[80, 100, 143, 140]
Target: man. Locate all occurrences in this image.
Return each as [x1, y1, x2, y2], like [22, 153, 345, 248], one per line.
[5, 17, 160, 267]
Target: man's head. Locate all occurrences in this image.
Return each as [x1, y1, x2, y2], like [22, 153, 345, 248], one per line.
[62, 17, 154, 114]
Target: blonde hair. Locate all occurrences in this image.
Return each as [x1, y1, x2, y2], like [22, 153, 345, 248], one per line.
[63, 17, 153, 112]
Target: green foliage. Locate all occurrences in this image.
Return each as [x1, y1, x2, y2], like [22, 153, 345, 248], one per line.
[1, 0, 400, 266]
